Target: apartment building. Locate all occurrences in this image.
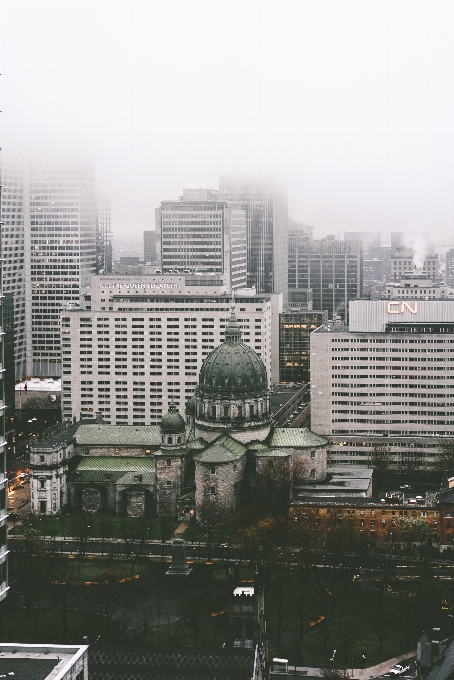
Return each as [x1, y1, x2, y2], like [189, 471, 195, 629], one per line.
[61, 272, 282, 425]
[0, 184, 9, 600]
[391, 248, 439, 280]
[311, 299, 454, 467]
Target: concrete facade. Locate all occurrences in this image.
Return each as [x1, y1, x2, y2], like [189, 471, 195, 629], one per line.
[61, 272, 281, 425]
[311, 299, 454, 467]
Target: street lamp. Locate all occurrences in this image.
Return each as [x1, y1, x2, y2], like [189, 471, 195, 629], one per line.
[330, 650, 337, 671]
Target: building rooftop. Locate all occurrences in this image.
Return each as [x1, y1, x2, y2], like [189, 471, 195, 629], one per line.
[193, 434, 247, 464]
[268, 428, 328, 449]
[72, 456, 155, 485]
[15, 378, 61, 393]
[0, 644, 87, 680]
[294, 466, 373, 499]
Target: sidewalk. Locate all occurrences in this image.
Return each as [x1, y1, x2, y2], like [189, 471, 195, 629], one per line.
[289, 650, 416, 679]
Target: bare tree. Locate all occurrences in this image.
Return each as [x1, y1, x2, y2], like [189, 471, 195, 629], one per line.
[120, 517, 149, 575]
[370, 445, 391, 489]
[11, 523, 47, 620]
[434, 440, 454, 480]
[50, 556, 78, 642]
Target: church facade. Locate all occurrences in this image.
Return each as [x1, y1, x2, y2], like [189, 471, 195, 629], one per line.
[30, 305, 330, 518]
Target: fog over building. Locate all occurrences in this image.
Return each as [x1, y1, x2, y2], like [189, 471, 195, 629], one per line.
[1, 155, 97, 378]
[219, 175, 288, 302]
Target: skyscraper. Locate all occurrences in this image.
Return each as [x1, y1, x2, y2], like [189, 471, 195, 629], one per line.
[219, 175, 288, 300]
[143, 230, 156, 264]
[1, 155, 97, 377]
[288, 234, 363, 321]
[156, 190, 247, 291]
[0, 182, 9, 601]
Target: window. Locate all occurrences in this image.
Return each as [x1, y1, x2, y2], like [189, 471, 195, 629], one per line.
[166, 459, 171, 467]
[40, 455, 45, 463]
[166, 481, 172, 488]
[210, 466, 216, 475]
[134, 475, 142, 483]
[210, 486, 216, 496]
[104, 474, 111, 480]
[39, 478, 46, 489]
[310, 469, 315, 479]
[211, 405, 216, 418]
[310, 450, 316, 458]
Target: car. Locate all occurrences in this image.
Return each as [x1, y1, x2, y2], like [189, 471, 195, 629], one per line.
[400, 485, 411, 490]
[407, 498, 417, 505]
[416, 495, 424, 502]
[389, 664, 410, 676]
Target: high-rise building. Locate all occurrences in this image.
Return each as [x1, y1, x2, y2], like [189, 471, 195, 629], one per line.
[311, 298, 454, 468]
[344, 231, 381, 251]
[446, 249, 454, 287]
[288, 235, 363, 321]
[96, 199, 113, 274]
[219, 175, 288, 300]
[279, 310, 327, 384]
[391, 232, 404, 252]
[0, 183, 9, 601]
[0, 158, 27, 379]
[1, 155, 97, 378]
[143, 230, 156, 264]
[61, 271, 282, 425]
[156, 192, 247, 291]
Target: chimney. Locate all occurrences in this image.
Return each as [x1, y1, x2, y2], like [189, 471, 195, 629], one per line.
[432, 627, 440, 660]
[95, 411, 104, 424]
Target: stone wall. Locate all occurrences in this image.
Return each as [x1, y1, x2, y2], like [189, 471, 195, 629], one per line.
[155, 455, 185, 517]
[293, 446, 327, 483]
[195, 455, 246, 518]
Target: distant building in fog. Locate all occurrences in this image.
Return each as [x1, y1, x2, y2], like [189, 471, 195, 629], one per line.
[288, 235, 362, 321]
[219, 175, 288, 300]
[144, 230, 156, 264]
[344, 231, 381, 251]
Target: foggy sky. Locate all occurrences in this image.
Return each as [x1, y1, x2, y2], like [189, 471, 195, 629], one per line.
[2, 1, 454, 244]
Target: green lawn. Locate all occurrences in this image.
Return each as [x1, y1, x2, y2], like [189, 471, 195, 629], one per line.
[12, 514, 179, 541]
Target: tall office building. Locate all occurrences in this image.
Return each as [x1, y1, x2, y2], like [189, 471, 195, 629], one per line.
[156, 190, 247, 291]
[61, 271, 281, 424]
[96, 199, 113, 274]
[447, 249, 454, 287]
[0, 183, 9, 600]
[311, 298, 454, 468]
[1, 158, 27, 379]
[288, 235, 363, 321]
[344, 232, 381, 251]
[143, 230, 156, 264]
[1, 155, 97, 378]
[219, 175, 288, 300]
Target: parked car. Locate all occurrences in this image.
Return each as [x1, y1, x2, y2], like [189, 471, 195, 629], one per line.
[389, 664, 410, 676]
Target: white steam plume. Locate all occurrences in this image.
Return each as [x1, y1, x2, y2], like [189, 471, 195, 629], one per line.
[403, 232, 428, 271]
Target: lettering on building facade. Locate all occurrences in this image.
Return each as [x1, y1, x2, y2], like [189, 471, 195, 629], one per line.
[387, 301, 418, 314]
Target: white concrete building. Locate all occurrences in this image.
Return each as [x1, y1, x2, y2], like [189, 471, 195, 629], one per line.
[156, 191, 247, 291]
[61, 272, 282, 425]
[311, 299, 454, 467]
[386, 273, 449, 300]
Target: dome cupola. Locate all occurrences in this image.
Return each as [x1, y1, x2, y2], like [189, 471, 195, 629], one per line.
[160, 402, 186, 449]
[194, 299, 271, 443]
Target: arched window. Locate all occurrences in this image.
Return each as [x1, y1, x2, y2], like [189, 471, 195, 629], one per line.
[211, 405, 216, 418]
[177, 436, 181, 444]
[224, 405, 229, 418]
[237, 405, 242, 417]
[249, 404, 254, 418]
[167, 436, 172, 445]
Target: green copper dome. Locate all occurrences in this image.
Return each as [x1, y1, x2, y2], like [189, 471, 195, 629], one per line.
[160, 402, 186, 434]
[198, 308, 268, 399]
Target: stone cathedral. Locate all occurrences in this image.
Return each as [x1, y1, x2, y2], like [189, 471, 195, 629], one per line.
[30, 305, 329, 518]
